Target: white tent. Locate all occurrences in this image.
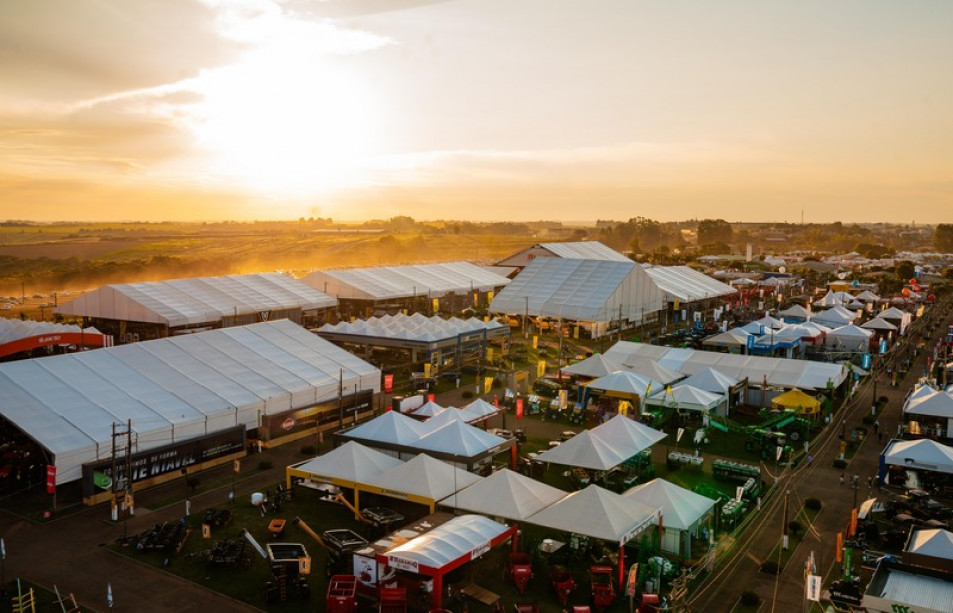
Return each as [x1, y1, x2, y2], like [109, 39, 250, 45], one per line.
[814, 291, 846, 307]
[489, 258, 665, 330]
[882, 439, 953, 475]
[677, 367, 741, 395]
[904, 390, 953, 419]
[622, 478, 716, 556]
[561, 353, 624, 378]
[288, 441, 403, 487]
[459, 398, 501, 422]
[644, 384, 724, 413]
[525, 485, 660, 545]
[702, 328, 751, 349]
[778, 304, 810, 321]
[825, 324, 873, 351]
[879, 306, 908, 321]
[621, 357, 683, 386]
[861, 318, 898, 332]
[439, 468, 567, 520]
[642, 265, 737, 303]
[589, 414, 668, 457]
[855, 290, 881, 302]
[303, 261, 510, 301]
[409, 400, 446, 418]
[811, 308, 854, 328]
[344, 410, 429, 446]
[364, 453, 481, 503]
[0, 320, 380, 485]
[906, 529, 953, 560]
[534, 430, 630, 471]
[414, 420, 509, 456]
[586, 371, 662, 400]
[423, 407, 472, 429]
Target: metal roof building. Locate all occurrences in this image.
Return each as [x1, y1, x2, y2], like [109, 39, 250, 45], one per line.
[55, 273, 336, 340]
[0, 320, 379, 486]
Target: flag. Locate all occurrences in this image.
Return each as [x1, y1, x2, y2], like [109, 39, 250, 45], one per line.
[645, 383, 652, 397]
[1, 537, 5, 560]
[107, 583, 113, 608]
[805, 574, 821, 601]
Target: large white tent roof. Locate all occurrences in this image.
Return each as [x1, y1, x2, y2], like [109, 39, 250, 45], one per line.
[301, 261, 510, 301]
[861, 317, 899, 332]
[561, 353, 624, 378]
[537, 241, 631, 261]
[534, 430, 630, 471]
[384, 514, 510, 570]
[603, 341, 849, 390]
[641, 265, 737, 303]
[622, 478, 717, 531]
[489, 258, 665, 324]
[644, 384, 723, 412]
[883, 439, 953, 475]
[0, 320, 380, 484]
[318, 313, 507, 344]
[702, 328, 751, 348]
[525, 485, 660, 545]
[414, 420, 509, 456]
[290, 441, 403, 485]
[0, 319, 101, 346]
[364, 454, 481, 502]
[55, 273, 335, 327]
[676, 367, 741, 394]
[621, 357, 683, 385]
[344, 410, 430, 445]
[904, 390, 953, 418]
[906, 529, 953, 560]
[459, 398, 500, 422]
[440, 468, 568, 521]
[778, 304, 811, 319]
[586, 371, 662, 398]
[879, 306, 908, 321]
[589, 415, 668, 457]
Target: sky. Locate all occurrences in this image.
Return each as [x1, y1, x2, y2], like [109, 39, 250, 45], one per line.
[1, 0, 951, 224]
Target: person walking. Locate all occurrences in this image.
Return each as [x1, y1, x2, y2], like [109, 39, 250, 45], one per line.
[839, 472, 845, 486]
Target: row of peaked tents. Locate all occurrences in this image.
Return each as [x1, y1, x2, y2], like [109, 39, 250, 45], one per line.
[287, 437, 715, 554]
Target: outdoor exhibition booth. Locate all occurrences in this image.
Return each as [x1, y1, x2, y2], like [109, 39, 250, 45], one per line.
[622, 478, 717, 558]
[903, 386, 953, 440]
[351, 512, 517, 610]
[879, 438, 953, 489]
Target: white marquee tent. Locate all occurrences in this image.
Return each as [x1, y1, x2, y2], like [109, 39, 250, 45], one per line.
[439, 468, 568, 520]
[525, 485, 660, 545]
[302, 261, 510, 301]
[0, 320, 380, 484]
[622, 478, 716, 556]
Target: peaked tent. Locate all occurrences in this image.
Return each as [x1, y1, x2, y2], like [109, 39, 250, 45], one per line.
[409, 400, 446, 418]
[814, 291, 847, 307]
[879, 306, 907, 321]
[622, 357, 683, 386]
[855, 290, 881, 302]
[561, 353, 623, 378]
[811, 309, 853, 328]
[440, 468, 567, 520]
[905, 528, 953, 565]
[826, 324, 873, 351]
[286, 441, 404, 489]
[423, 407, 472, 429]
[459, 398, 500, 422]
[525, 484, 660, 545]
[622, 478, 716, 556]
[589, 414, 668, 457]
[645, 384, 724, 412]
[586, 371, 662, 400]
[677, 367, 741, 395]
[881, 439, 953, 482]
[343, 409, 429, 446]
[770, 389, 821, 414]
[534, 430, 629, 471]
[904, 390, 953, 419]
[861, 318, 898, 332]
[363, 453, 481, 511]
[702, 328, 751, 349]
[778, 304, 811, 321]
[414, 420, 509, 456]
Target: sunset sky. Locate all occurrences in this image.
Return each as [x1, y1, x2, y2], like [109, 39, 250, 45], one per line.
[2, 0, 951, 223]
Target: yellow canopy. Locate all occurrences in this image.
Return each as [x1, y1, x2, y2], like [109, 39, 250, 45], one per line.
[771, 389, 821, 415]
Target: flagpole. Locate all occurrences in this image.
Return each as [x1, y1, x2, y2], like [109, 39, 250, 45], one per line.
[1, 537, 6, 596]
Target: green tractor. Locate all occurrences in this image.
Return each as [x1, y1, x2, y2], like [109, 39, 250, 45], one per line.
[744, 428, 790, 460]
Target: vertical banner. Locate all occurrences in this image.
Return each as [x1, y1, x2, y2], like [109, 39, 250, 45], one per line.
[484, 377, 493, 395]
[835, 532, 843, 562]
[676, 428, 684, 442]
[673, 297, 680, 310]
[46, 465, 56, 494]
[573, 326, 579, 339]
[487, 290, 494, 302]
[618, 400, 630, 416]
[486, 347, 494, 363]
[805, 575, 821, 601]
[233, 459, 241, 473]
[383, 374, 394, 393]
[532, 335, 538, 349]
[473, 292, 479, 307]
[202, 523, 211, 539]
[424, 363, 431, 378]
[537, 360, 546, 378]
[428, 393, 435, 402]
[432, 297, 439, 313]
[516, 397, 524, 420]
[558, 389, 568, 410]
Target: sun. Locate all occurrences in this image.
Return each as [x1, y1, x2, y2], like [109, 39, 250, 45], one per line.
[184, 5, 385, 197]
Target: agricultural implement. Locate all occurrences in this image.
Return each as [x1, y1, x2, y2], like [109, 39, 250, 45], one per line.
[506, 551, 533, 593]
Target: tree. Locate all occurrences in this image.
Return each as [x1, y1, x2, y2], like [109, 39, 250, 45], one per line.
[895, 260, 916, 282]
[936, 224, 953, 253]
[697, 219, 733, 246]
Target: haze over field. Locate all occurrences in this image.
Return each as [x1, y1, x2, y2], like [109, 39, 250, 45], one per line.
[2, 0, 951, 223]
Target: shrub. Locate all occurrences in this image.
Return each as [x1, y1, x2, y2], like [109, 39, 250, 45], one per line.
[740, 591, 760, 607]
[805, 498, 822, 511]
[862, 414, 874, 424]
[878, 396, 888, 406]
[186, 477, 201, 492]
[833, 458, 847, 469]
[760, 560, 780, 575]
[788, 520, 803, 537]
[300, 445, 316, 456]
[461, 391, 474, 399]
[257, 459, 273, 471]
